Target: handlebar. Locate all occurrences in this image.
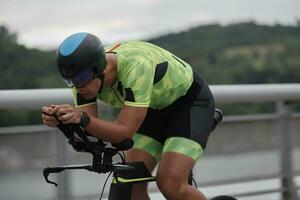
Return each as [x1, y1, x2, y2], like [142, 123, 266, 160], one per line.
[42, 113, 135, 186]
[43, 108, 222, 186]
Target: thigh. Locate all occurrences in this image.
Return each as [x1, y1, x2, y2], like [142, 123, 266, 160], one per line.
[137, 108, 168, 144]
[164, 83, 215, 161]
[133, 108, 168, 161]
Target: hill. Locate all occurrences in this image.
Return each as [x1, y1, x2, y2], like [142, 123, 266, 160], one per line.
[148, 22, 300, 84]
[0, 26, 64, 89]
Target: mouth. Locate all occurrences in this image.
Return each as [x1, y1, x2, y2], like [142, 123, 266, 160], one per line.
[80, 92, 95, 99]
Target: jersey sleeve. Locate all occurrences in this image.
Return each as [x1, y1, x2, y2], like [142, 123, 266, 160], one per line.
[122, 58, 155, 107]
[71, 87, 97, 107]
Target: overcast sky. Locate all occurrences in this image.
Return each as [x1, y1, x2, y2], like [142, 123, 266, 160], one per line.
[0, 0, 299, 49]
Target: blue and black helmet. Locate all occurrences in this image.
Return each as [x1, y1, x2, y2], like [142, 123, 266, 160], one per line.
[56, 32, 107, 79]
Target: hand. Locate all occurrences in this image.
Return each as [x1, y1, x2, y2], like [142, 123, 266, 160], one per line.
[50, 104, 82, 125]
[41, 106, 60, 127]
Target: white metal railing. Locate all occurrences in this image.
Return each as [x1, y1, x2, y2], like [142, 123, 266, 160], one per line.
[0, 88, 72, 109]
[0, 84, 300, 109]
[1, 84, 300, 200]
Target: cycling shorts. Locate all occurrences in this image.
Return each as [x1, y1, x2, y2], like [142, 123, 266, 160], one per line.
[133, 71, 215, 161]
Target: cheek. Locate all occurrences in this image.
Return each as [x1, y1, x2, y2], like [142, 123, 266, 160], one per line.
[89, 79, 101, 93]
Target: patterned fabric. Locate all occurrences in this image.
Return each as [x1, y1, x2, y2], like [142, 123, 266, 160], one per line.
[133, 133, 163, 161]
[72, 41, 193, 110]
[162, 137, 204, 161]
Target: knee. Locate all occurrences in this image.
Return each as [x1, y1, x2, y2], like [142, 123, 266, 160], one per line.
[156, 170, 185, 199]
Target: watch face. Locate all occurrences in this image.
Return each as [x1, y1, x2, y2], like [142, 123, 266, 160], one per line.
[81, 112, 90, 127]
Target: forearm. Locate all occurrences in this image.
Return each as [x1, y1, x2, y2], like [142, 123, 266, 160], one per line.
[86, 116, 133, 143]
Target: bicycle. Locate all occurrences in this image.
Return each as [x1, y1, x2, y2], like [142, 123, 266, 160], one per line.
[43, 108, 236, 200]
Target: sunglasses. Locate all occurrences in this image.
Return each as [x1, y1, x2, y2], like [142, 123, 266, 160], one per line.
[64, 68, 98, 87]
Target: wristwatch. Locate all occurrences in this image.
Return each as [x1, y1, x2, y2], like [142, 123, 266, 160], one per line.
[80, 111, 90, 128]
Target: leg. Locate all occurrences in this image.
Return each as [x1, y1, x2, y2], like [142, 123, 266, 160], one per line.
[156, 152, 207, 200]
[125, 148, 157, 200]
[155, 79, 215, 199]
[126, 107, 166, 200]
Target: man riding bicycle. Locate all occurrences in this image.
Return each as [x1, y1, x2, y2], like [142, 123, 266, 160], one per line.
[42, 32, 215, 200]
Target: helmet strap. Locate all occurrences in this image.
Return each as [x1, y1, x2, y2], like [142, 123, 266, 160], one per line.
[97, 73, 105, 94]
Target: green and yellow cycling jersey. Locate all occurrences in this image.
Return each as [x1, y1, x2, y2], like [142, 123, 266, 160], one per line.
[72, 41, 193, 110]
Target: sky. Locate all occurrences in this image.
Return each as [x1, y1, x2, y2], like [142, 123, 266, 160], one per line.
[0, 0, 300, 50]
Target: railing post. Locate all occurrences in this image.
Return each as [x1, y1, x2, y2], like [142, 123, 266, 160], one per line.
[276, 101, 298, 200]
[54, 130, 71, 200]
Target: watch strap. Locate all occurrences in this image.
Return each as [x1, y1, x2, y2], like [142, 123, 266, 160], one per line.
[80, 111, 90, 128]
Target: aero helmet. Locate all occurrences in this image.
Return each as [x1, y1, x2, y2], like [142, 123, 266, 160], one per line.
[56, 32, 107, 85]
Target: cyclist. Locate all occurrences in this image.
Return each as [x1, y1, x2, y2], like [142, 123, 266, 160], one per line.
[42, 32, 215, 200]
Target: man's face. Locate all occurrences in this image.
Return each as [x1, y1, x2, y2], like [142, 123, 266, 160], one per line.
[65, 68, 101, 100]
[75, 77, 101, 100]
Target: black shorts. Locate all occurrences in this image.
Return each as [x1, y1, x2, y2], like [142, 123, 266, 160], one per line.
[133, 71, 215, 161]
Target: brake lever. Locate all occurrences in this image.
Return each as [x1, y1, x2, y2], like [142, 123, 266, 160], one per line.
[43, 167, 59, 186]
[43, 167, 68, 187]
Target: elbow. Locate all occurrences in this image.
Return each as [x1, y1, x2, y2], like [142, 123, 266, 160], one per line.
[110, 130, 134, 147]
[121, 129, 135, 141]
[109, 125, 134, 144]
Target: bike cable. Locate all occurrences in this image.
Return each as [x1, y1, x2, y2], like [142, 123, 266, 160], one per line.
[122, 151, 126, 160]
[117, 152, 125, 163]
[121, 151, 126, 163]
[99, 171, 113, 200]
[192, 177, 198, 188]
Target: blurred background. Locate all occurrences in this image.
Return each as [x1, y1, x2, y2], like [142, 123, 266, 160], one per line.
[0, 0, 300, 199]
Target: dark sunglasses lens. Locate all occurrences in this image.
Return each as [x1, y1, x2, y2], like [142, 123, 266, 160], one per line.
[70, 69, 94, 86]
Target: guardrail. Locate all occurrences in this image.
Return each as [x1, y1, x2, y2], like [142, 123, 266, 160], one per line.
[1, 84, 300, 200]
[0, 84, 300, 109]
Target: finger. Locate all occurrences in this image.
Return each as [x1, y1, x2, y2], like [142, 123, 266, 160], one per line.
[48, 120, 60, 127]
[41, 106, 52, 114]
[42, 111, 53, 118]
[50, 105, 69, 115]
[44, 116, 60, 126]
[51, 104, 71, 109]
[62, 117, 77, 124]
[56, 107, 74, 116]
[51, 121, 60, 127]
[43, 118, 59, 127]
[41, 106, 47, 112]
[61, 112, 81, 124]
[50, 106, 59, 115]
[58, 112, 73, 121]
[44, 114, 57, 121]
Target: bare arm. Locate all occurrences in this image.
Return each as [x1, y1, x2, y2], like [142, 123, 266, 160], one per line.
[86, 106, 148, 143]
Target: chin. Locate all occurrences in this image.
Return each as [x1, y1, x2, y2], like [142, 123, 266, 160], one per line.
[86, 95, 96, 100]
[82, 93, 96, 100]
